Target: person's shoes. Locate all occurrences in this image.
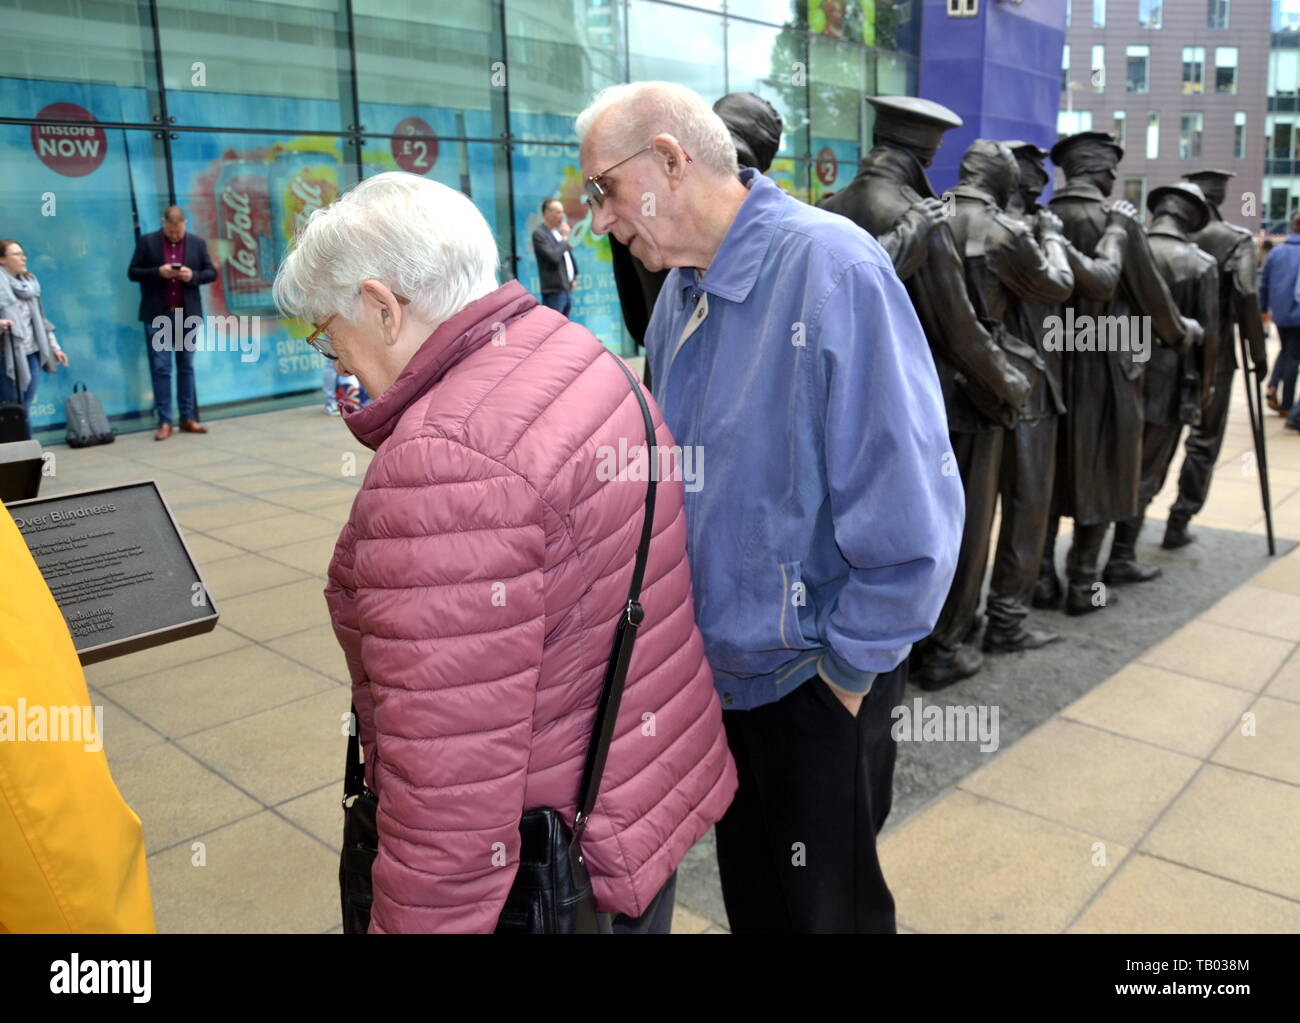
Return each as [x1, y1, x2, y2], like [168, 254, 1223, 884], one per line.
[154, 422, 173, 441]
[1102, 559, 1162, 585]
[1287, 420, 1300, 433]
[1266, 386, 1280, 412]
[1065, 584, 1117, 616]
[983, 624, 1061, 653]
[179, 418, 207, 434]
[1162, 520, 1196, 549]
[917, 644, 985, 691]
[1032, 573, 1063, 610]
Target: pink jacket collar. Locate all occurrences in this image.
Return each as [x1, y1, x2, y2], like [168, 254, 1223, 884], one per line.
[342, 280, 536, 450]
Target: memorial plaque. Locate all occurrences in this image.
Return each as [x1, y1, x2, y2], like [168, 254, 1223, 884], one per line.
[8, 481, 218, 665]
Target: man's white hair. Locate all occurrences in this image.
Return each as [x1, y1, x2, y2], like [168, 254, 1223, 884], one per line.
[574, 82, 738, 179]
[273, 171, 499, 327]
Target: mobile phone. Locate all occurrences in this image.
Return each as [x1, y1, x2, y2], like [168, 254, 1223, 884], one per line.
[170, 263, 182, 269]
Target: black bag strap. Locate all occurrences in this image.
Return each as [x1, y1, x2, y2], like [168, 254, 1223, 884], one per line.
[572, 350, 658, 840]
[342, 350, 659, 831]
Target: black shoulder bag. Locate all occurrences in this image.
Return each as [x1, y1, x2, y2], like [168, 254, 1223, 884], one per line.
[339, 348, 658, 934]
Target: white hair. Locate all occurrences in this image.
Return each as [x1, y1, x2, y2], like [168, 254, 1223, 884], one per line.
[273, 171, 499, 327]
[574, 81, 738, 179]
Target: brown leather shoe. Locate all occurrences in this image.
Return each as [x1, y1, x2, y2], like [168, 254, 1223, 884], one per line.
[179, 418, 208, 434]
[155, 422, 173, 441]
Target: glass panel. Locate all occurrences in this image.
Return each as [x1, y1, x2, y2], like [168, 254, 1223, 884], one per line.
[1182, 47, 1205, 95]
[506, 0, 624, 120]
[628, 0, 725, 101]
[1127, 46, 1149, 93]
[1091, 45, 1104, 92]
[168, 130, 362, 406]
[809, 33, 870, 169]
[1113, 109, 1126, 146]
[0, 123, 168, 433]
[1234, 111, 1246, 159]
[1093, 0, 1106, 28]
[1146, 111, 1159, 160]
[511, 145, 628, 353]
[1123, 177, 1144, 209]
[730, 17, 807, 160]
[156, 0, 351, 133]
[808, 0, 873, 45]
[1179, 113, 1203, 159]
[1215, 47, 1238, 94]
[354, 1, 498, 137]
[743, 0, 805, 28]
[1208, 0, 1229, 30]
[1062, 44, 1070, 93]
[1138, 0, 1162, 29]
[870, 1, 922, 54]
[0, 0, 158, 123]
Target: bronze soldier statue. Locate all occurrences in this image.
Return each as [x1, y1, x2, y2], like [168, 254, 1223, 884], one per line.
[1112, 182, 1219, 566]
[1035, 132, 1201, 615]
[820, 98, 1031, 688]
[1163, 169, 1270, 548]
[971, 140, 1074, 653]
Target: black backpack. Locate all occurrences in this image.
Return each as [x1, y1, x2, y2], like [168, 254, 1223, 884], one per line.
[65, 382, 115, 448]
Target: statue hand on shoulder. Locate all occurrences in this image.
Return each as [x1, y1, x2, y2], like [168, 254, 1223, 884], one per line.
[906, 196, 948, 234]
[1106, 199, 1141, 225]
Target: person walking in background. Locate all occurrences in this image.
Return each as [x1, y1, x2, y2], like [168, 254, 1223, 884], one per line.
[274, 172, 735, 933]
[1261, 214, 1300, 416]
[0, 239, 68, 420]
[531, 198, 578, 316]
[127, 206, 216, 440]
[578, 82, 962, 933]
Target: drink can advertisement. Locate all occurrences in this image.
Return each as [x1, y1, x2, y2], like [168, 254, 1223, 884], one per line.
[214, 159, 275, 314]
[270, 149, 340, 267]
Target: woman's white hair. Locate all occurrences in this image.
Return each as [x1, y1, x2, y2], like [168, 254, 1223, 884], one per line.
[273, 171, 499, 327]
[574, 82, 738, 179]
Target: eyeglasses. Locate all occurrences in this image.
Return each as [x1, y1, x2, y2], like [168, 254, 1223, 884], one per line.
[583, 144, 692, 208]
[305, 293, 410, 361]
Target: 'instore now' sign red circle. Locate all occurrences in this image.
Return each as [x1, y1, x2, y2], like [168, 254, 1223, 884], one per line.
[31, 103, 108, 177]
[392, 117, 439, 175]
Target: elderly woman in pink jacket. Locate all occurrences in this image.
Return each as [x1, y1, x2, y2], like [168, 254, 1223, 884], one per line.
[273, 172, 735, 934]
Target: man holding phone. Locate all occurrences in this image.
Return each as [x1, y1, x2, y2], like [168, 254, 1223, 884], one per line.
[127, 206, 216, 440]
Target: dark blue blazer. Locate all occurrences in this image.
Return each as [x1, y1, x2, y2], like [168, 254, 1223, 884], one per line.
[127, 230, 218, 323]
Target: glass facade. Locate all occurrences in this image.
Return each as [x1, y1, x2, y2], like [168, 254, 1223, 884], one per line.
[0, 0, 920, 436]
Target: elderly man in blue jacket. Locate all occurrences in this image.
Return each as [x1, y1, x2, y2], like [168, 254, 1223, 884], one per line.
[576, 82, 963, 934]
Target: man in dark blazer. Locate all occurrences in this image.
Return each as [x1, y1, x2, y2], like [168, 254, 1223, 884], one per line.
[128, 206, 217, 440]
[531, 199, 578, 316]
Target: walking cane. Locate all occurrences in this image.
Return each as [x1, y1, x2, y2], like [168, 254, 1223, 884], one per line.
[1239, 329, 1276, 555]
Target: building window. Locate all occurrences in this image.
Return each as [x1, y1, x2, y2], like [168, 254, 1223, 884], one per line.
[1276, 1, 1300, 33]
[1235, 112, 1247, 159]
[1183, 47, 1205, 94]
[1180, 112, 1204, 159]
[1058, 109, 1094, 138]
[1092, 45, 1105, 92]
[1124, 177, 1146, 211]
[1062, 44, 1070, 92]
[1139, 0, 1162, 29]
[1269, 115, 1296, 159]
[1127, 45, 1150, 93]
[1066, 0, 1071, 28]
[1093, 0, 1106, 28]
[1270, 50, 1299, 99]
[1114, 110, 1127, 146]
[1208, 0, 1229, 29]
[947, 0, 978, 16]
[1215, 47, 1238, 94]
[1147, 111, 1160, 159]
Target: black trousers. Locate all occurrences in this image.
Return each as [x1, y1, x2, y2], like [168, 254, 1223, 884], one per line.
[714, 664, 906, 934]
[926, 428, 1003, 655]
[987, 415, 1058, 634]
[1170, 365, 1235, 524]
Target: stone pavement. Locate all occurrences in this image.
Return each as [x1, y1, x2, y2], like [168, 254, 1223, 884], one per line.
[27, 344, 1300, 934]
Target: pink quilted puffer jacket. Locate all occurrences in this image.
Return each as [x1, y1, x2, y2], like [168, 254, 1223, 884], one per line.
[324, 279, 736, 933]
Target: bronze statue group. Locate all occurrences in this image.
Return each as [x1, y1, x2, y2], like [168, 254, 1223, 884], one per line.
[613, 92, 1271, 696]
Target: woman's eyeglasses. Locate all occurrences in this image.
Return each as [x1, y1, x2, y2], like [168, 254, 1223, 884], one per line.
[305, 293, 410, 361]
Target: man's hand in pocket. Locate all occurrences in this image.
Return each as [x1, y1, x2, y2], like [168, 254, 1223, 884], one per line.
[823, 677, 864, 718]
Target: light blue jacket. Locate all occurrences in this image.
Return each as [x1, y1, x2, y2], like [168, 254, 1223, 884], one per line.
[644, 168, 964, 711]
[1260, 235, 1300, 328]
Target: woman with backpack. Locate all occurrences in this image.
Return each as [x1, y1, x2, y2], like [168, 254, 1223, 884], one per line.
[0, 239, 69, 419]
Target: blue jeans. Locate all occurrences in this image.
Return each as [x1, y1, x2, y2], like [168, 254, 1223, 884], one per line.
[146, 322, 196, 424]
[540, 289, 571, 317]
[0, 351, 40, 417]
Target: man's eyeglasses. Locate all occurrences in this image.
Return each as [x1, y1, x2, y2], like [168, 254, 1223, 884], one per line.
[305, 293, 410, 361]
[583, 144, 691, 208]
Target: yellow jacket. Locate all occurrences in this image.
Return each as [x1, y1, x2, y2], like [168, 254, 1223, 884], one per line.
[0, 503, 155, 932]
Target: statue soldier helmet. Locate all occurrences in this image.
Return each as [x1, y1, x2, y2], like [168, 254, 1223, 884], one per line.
[1147, 180, 1212, 234]
[1049, 130, 1124, 176]
[867, 95, 963, 166]
[1181, 168, 1235, 207]
[1003, 139, 1050, 195]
